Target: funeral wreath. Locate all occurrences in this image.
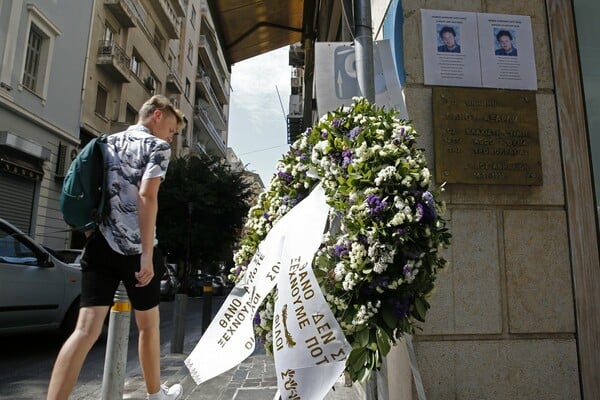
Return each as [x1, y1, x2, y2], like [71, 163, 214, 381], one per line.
[231, 97, 451, 382]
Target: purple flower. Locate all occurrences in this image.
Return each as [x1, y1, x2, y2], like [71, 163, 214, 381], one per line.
[421, 191, 437, 223]
[334, 243, 350, 258]
[415, 203, 424, 222]
[367, 194, 388, 218]
[348, 126, 361, 140]
[402, 264, 412, 277]
[332, 118, 342, 128]
[369, 276, 390, 290]
[341, 149, 353, 167]
[321, 129, 329, 139]
[388, 296, 410, 320]
[253, 313, 261, 325]
[277, 171, 293, 183]
[262, 212, 270, 222]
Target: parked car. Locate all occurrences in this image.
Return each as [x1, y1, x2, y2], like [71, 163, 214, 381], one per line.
[160, 263, 180, 301]
[0, 218, 81, 337]
[51, 248, 83, 265]
[187, 273, 225, 297]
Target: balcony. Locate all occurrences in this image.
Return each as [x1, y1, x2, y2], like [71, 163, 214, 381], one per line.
[198, 35, 230, 103]
[166, 68, 183, 94]
[195, 72, 226, 130]
[104, 0, 136, 27]
[96, 40, 131, 82]
[193, 105, 227, 156]
[148, 0, 184, 39]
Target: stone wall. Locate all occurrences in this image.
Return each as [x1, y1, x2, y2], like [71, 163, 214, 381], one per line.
[374, 1, 581, 398]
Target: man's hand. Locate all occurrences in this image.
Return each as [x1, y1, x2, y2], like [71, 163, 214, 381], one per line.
[135, 253, 154, 287]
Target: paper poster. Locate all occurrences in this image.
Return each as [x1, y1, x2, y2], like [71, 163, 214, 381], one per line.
[421, 9, 537, 91]
[315, 40, 407, 118]
[421, 9, 482, 87]
[478, 13, 537, 90]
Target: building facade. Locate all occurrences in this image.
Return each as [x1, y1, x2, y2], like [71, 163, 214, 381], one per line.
[0, 0, 93, 248]
[0, 0, 237, 249]
[369, 1, 597, 399]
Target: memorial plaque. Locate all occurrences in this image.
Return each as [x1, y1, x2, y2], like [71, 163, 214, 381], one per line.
[433, 87, 542, 185]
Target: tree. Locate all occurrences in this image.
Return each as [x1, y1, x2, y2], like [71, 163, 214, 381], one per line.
[157, 154, 253, 278]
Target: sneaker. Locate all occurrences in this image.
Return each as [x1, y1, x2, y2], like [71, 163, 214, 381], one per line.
[147, 383, 183, 400]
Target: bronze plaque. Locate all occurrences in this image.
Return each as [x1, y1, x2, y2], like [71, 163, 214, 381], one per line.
[433, 87, 542, 185]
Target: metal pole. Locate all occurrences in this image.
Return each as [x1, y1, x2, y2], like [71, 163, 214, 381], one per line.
[201, 283, 213, 334]
[101, 281, 131, 400]
[171, 293, 188, 353]
[355, 4, 378, 397]
[354, 0, 375, 102]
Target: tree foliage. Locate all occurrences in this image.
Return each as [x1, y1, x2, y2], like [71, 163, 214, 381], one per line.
[156, 154, 253, 274]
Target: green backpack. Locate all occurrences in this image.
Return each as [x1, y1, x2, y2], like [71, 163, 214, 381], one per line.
[60, 135, 109, 231]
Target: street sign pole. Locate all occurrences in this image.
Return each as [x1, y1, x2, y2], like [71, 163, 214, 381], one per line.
[354, 0, 375, 102]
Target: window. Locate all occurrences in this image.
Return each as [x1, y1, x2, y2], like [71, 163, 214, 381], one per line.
[0, 226, 37, 265]
[131, 52, 141, 75]
[190, 6, 196, 29]
[20, 5, 61, 97]
[185, 78, 191, 98]
[187, 40, 193, 63]
[95, 85, 108, 117]
[103, 25, 114, 43]
[22, 27, 43, 91]
[125, 104, 137, 125]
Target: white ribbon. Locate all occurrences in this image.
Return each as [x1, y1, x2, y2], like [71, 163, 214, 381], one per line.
[185, 184, 351, 399]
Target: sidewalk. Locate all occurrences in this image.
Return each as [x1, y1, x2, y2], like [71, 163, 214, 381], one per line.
[119, 335, 365, 400]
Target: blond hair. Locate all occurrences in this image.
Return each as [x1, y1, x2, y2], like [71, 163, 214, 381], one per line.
[138, 95, 185, 131]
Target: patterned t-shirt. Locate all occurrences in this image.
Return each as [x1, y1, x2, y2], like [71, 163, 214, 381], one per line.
[99, 125, 171, 255]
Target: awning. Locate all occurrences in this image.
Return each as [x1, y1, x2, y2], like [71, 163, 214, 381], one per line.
[208, 0, 308, 66]
[0, 149, 45, 181]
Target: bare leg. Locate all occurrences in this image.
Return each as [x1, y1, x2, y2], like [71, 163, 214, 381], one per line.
[47, 306, 109, 400]
[135, 305, 161, 394]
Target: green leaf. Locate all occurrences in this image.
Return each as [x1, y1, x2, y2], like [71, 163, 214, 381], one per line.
[355, 327, 370, 348]
[376, 326, 392, 356]
[381, 305, 398, 329]
[413, 297, 428, 322]
[347, 347, 368, 373]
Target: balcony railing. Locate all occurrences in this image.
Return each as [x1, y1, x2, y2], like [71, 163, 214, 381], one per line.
[104, 0, 136, 27]
[193, 105, 227, 155]
[148, 0, 182, 39]
[195, 73, 226, 129]
[198, 35, 230, 103]
[96, 40, 131, 82]
[166, 68, 183, 94]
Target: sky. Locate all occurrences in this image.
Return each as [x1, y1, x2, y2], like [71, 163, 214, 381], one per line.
[227, 46, 292, 186]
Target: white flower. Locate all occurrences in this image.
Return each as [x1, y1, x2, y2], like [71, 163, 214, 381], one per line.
[374, 166, 396, 186]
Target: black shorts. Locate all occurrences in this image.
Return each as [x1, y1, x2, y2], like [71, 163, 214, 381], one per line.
[79, 231, 166, 311]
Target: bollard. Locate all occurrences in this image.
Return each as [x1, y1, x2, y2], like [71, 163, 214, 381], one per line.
[201, 283, 213, 334]
[101, 281, 131, 400]
[171, 293, 188, 353]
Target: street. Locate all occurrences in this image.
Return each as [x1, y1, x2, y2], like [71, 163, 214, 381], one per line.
[0, 296, 223, 400]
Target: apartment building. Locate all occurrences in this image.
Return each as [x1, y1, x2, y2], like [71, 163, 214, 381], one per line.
[0, 1, 93, 247]
[0, 0, 237, 248]
[192, 0, 230, 158]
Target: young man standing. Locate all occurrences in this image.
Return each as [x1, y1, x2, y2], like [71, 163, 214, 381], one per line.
[48, 95, 185, 400]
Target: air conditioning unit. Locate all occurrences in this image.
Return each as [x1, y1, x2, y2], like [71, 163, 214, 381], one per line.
[144, 76, 156, 92]
[55, 142, 78, 179]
